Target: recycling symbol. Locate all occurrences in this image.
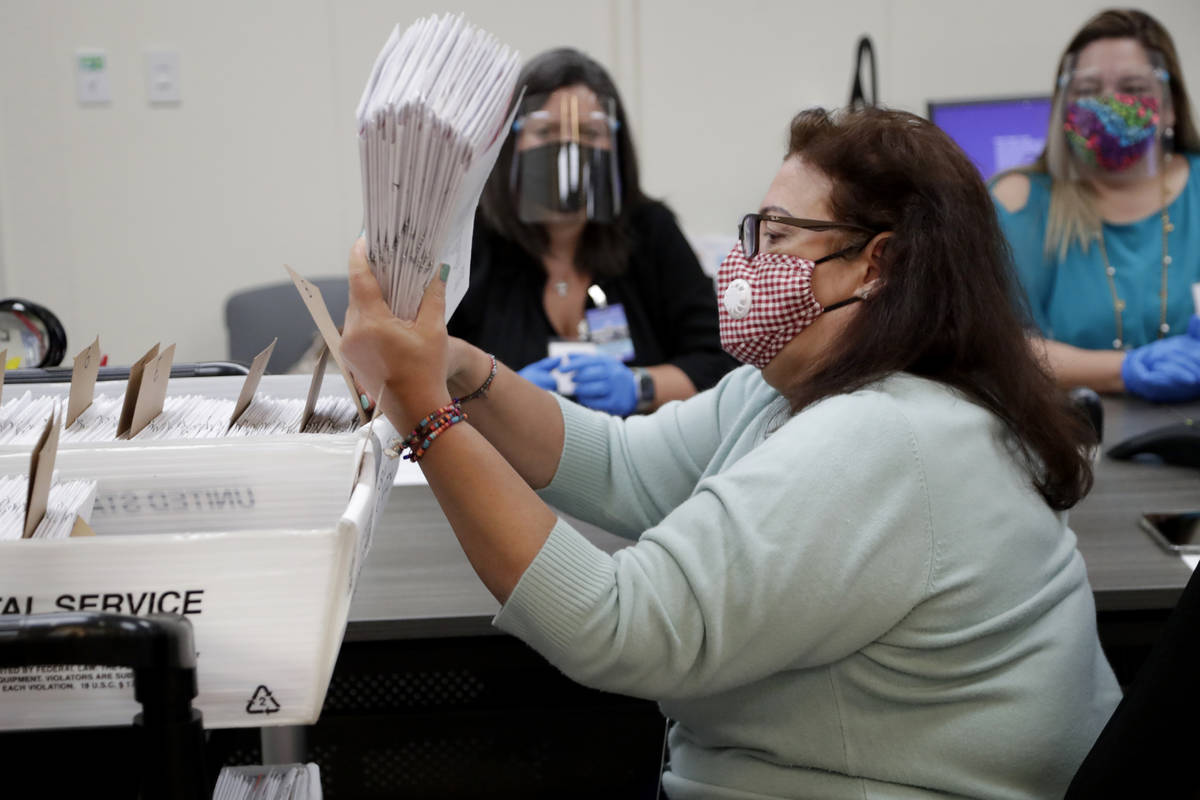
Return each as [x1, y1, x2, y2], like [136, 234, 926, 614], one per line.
[246, 685, 281, 714]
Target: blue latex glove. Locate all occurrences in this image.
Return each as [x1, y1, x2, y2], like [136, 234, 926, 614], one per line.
[562, 352, 638, 416]
[1121, 315, 1200, 403]
[517, 355, 561, 392]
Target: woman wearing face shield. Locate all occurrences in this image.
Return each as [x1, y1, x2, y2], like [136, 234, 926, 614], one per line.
[446, 48, 736, 417]
[992, 9, 1200, 402]
[341, 104, 1119, 798]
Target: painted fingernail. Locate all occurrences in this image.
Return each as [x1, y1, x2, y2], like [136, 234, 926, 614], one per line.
[439, 263, 450, 283]
[359, 393, 371, 410]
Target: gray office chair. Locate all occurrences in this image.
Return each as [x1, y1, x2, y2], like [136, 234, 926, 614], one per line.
[224, 278, 348, 373]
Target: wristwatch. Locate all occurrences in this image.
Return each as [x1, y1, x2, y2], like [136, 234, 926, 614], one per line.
[631, 366, 655, 413]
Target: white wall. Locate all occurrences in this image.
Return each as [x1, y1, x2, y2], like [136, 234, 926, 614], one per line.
[0, 91, 7, 298]
[635, 0, 890, 236]
[1, 0, 1197, 364]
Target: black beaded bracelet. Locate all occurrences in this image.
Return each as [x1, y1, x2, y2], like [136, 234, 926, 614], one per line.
[454, 353, 497, 404]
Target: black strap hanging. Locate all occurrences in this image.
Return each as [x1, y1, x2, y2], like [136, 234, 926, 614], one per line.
[848, 36, 878, 110]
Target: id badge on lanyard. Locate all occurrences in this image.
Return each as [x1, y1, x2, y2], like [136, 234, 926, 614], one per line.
[585, 303, 635, 362]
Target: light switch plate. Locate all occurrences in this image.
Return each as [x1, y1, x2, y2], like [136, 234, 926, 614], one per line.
[75, 49, 111, 105]
[146, 50, 181, 104]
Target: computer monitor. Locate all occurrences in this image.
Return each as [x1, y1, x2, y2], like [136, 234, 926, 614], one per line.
[927, 96, 1054, 180]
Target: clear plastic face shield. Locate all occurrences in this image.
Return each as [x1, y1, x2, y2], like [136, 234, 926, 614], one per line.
[1056, 49, 1173, 179]
[509, 87, 622, 224]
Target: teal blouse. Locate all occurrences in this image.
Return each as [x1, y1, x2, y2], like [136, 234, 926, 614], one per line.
[994, 154, 1200, 350]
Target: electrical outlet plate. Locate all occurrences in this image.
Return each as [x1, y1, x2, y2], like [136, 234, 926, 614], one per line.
[75, 49, 111, 105]
[146, 50, 181, 104]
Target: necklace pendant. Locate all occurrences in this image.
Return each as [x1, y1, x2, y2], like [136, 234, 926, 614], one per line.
[1112, 338, 1123, 349]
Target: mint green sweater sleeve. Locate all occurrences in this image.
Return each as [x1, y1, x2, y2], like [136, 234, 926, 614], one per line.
[503, 382, 934, 699]
[496, 370, 1119, 799]
[535, 367, 739, 539]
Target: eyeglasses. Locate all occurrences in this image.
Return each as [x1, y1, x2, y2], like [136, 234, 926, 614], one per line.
[738, 213, 876, 260]
[513, 109, 620, 149]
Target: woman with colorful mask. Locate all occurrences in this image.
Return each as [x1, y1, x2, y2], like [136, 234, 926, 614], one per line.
[341, 105, 1120, 798]
[991, 9, 1200, 402]
[447, 47, 735, 417]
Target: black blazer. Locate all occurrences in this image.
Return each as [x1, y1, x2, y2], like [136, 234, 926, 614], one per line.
[449, 201, 737, 391]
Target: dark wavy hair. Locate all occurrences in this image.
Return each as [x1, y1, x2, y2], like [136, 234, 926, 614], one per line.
[784, 107, 1094, 510]
[479, 48, 646, 279]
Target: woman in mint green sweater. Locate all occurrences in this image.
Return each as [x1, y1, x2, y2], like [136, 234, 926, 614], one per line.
[342, 107, 1120, 798]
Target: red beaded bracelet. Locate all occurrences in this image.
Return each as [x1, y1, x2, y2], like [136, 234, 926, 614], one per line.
[384, 402, 468, 461]
[406, 414, 463, 462]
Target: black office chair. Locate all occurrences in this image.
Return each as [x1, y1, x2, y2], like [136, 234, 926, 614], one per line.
[1068, 386, 1104, 444]
[224, 278, 348, 374]
[1064, 566, 1200, 798]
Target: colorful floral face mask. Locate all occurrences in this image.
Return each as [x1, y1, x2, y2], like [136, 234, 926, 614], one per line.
[1064, 93, 1160, 172]
[716, 242, 863, 369]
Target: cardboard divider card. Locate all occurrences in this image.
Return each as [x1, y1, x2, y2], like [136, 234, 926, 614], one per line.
[285, 265, 368, 425]
[69, 516, 95, 537]
[117, 344, 159, 437]
[230, 338, 277, 429]
[24, 409, 60, 539]
[300, 346, 330, 433]
[66, 336, 102, 428]
[127, 344, 176, 439]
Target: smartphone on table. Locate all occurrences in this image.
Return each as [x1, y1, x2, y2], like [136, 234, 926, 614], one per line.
[1140, 512, 1200, 554]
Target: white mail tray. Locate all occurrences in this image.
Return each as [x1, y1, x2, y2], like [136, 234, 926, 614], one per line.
[0, 421, 397, 730]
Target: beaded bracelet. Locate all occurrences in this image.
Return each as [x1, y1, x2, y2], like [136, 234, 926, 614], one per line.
[405, 413, 466, 462]
[404, 404, 463, 445]
[384, 402, 468, 461]
[454, 353, 497, 404]
[385, 404, 460, 459]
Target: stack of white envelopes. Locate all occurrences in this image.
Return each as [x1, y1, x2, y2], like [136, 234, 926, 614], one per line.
[213, 763, 322, 800]
[357, 13, 521, 320]
[0, 475, 96, 540]
[0, 391, 358, 445]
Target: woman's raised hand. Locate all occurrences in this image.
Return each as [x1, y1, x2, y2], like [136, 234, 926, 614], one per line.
[341, 237, 452, 428]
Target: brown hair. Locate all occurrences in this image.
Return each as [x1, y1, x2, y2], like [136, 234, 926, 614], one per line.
[1027, 8, 1199, 258]
[785, 107, 1094, 510]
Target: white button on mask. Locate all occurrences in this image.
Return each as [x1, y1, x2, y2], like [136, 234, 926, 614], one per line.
[723, 279, 753, 320]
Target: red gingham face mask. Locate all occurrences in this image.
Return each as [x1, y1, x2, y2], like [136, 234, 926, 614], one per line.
[717, 242, 862, 369]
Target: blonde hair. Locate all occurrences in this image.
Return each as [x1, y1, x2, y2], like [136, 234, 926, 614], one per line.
[1042, 91, 1105, 261]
